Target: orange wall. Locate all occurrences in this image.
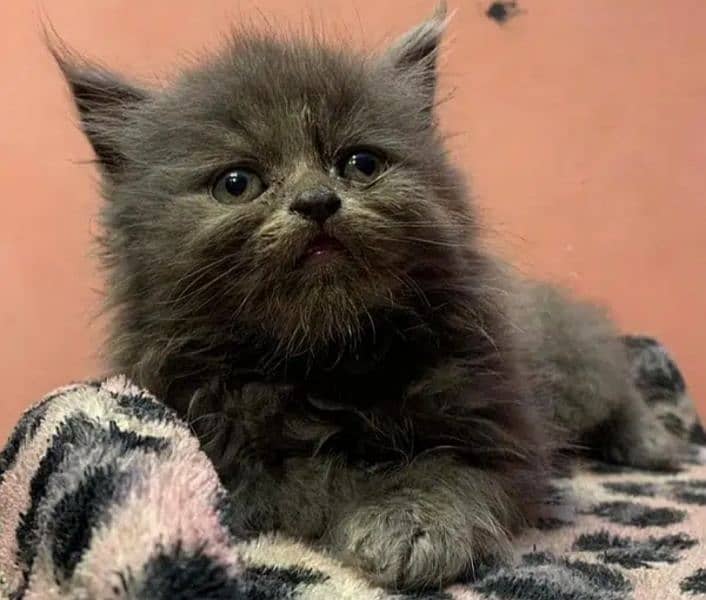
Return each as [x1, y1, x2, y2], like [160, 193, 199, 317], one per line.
[1, 0, 705, 440]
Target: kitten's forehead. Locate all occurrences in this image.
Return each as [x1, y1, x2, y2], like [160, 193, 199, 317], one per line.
[160, 36, 424, 164]
[54, 6, 445, 180]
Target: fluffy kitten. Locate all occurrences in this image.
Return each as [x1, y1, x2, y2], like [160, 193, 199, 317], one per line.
[54, 3, 682, 590]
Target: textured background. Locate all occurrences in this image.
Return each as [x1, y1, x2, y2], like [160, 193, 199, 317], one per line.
[1, 0, 704, 440]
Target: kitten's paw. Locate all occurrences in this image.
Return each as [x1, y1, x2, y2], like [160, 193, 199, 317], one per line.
[606, 416, 685, 471]
[336, 509, 469, 589]
[333, 504, 504, 590]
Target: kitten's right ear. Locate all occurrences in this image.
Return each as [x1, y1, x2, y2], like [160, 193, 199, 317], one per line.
[49, 41, 149, 177]
[382, 2, 449, 107]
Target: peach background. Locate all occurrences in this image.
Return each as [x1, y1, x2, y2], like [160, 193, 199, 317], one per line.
[1, 0, 705, 441]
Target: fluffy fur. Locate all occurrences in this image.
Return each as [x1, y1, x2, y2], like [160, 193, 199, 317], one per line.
[53, 3, 684, 590]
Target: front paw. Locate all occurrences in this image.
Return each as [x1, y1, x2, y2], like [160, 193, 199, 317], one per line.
[332, 503, 507, 590]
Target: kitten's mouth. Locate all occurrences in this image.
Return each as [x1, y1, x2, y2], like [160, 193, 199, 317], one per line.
[299, 233, 347, 266]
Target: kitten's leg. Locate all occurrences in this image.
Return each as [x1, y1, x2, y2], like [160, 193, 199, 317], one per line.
[514, 282, 685, 470]
[190, 381, 532, 588]
[585, 387, 685, 471]
[328, 457, 524, 590]
[189, 380, 363, 539]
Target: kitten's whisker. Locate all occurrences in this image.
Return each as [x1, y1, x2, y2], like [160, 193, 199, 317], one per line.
[229, 285, 258, 321]
[386, 270, 432, 309]
[372, 233, 464, 249]
[187, 412, 225, 428]
[165, 252, 240, 300]
[368, 224, 470, 233]
[167, 260, 249, 314]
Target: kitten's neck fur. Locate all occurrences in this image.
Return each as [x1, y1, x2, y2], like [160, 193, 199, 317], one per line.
[119, 248, 510, 418]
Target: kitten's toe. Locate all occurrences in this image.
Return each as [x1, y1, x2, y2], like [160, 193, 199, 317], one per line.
[332, 506, 499, 590]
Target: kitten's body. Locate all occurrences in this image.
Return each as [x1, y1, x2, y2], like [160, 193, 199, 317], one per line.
[55, 5, 682, 590]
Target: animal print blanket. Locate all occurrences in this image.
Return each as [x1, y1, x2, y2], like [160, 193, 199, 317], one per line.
[1, 337, 704, 599]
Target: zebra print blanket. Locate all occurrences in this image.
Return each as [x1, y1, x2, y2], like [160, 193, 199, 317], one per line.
[1, 337, 704, 599]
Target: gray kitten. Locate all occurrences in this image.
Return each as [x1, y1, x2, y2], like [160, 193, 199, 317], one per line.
[54, 3, 682, 590]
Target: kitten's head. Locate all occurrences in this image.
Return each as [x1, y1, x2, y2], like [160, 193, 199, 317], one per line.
[56, 4, 477, 380]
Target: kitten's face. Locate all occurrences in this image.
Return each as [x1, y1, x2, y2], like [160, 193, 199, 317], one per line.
[58, 6, 474, 357]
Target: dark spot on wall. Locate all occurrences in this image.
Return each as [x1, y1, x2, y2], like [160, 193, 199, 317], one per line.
[681, 568, 706, 595]
[486, 2, 520, 24]
[589, 501, 685, 527]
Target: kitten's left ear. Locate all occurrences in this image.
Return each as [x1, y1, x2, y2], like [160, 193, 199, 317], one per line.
[47, 36, 151, 177]
[382, 2, 449, 105]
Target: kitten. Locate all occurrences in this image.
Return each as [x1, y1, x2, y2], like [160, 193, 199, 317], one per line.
[53, 3, 682, 590]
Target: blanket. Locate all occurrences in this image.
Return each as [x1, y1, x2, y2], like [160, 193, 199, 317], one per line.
[1, 336, 704, 599]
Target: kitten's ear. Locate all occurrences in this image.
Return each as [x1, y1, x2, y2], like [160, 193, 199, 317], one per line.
[49, 42, 150, 177]
[383, 2, 449, 104]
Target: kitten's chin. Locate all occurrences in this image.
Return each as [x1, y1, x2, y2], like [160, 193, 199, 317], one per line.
[297, 233, 348, 268]
[255, 271, 395, 353]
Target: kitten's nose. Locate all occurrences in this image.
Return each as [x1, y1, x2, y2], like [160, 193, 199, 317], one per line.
[290, 189, 341, 224]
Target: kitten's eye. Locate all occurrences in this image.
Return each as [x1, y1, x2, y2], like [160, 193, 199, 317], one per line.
[211, 168, 265, 204]
[339, 150, 384, 183]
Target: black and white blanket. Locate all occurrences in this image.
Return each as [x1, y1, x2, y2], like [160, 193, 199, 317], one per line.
[1, 336, 704, 599]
